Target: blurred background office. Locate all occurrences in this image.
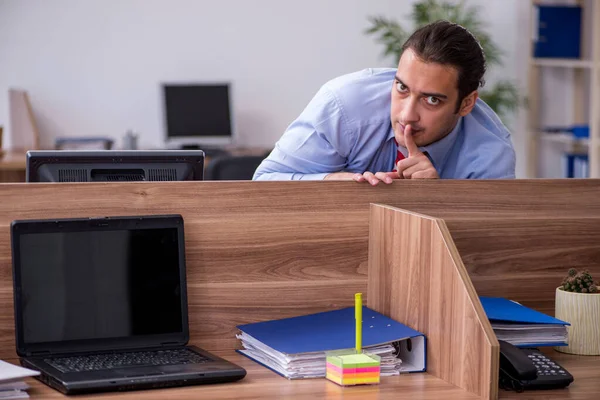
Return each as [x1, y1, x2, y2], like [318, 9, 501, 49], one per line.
[0, 0, 595, 179]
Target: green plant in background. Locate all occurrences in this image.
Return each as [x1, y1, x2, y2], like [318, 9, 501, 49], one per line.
[561, 268, 598, 293]
[365, 0, 522, 122]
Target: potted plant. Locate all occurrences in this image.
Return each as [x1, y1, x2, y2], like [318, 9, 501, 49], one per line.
[555, 268, 600, 355]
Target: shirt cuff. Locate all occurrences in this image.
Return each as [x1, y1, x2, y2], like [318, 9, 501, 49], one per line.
[295, 173, 331, 181]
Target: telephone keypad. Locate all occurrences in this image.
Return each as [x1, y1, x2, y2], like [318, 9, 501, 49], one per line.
[524, 350, 570, 379]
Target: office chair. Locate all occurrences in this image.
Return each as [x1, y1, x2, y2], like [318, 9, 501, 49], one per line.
[204, 154, 268, 180]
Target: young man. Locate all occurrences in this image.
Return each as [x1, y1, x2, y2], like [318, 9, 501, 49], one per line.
[253, 21, 516, 184]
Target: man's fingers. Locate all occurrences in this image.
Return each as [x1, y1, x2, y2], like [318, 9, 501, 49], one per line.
[352, 173, 366, 182]
[396, 157, 420, 174]
[404, 124, 420, 157]
[401, 163, 439, 179]
[362, 171, 380, 186]
[385, 171, 402, 180]
[374, 172, 393, 184]
[400, 163, 422, 179]
[352, 171, 401, 185]
[397, 155, 439, 179]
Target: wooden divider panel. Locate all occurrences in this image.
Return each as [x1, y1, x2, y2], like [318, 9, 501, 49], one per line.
[367, 204, 498, 400]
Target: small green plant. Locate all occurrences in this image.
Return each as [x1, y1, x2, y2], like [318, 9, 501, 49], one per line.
[561, 268, 599, 293]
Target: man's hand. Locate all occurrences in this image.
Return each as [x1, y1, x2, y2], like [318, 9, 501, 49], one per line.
[324, 124, 438, 184]
[324, 171, 399, 186]
[396, 125, 439, 179]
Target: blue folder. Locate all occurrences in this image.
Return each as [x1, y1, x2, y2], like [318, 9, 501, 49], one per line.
[237, 306, 426, 376]
[534, 5, 581, 59]
[480, 296, 569, 347]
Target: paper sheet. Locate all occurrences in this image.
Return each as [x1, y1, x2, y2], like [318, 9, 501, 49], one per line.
[0, 361, 39, 385]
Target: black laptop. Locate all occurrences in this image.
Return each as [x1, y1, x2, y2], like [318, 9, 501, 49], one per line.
[10, 214, 246, 395]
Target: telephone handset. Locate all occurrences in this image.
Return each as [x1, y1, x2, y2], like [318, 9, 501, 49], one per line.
[499, 340, 573, 392]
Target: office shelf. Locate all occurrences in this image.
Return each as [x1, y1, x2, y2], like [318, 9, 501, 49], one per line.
[527, 0, 600, 178]
[538, 133, 589, 157]
[532, 58, 595, 69]
[539, 132, 587, 145]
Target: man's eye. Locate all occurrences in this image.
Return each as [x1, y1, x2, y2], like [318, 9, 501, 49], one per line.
[426, 96, 440, 105]
[396, 82, 408, 93]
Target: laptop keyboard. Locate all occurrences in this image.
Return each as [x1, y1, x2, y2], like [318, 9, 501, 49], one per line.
[44, 348, 211, 373]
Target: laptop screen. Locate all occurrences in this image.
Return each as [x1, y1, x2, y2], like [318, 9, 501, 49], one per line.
[11, 215, 188, 354]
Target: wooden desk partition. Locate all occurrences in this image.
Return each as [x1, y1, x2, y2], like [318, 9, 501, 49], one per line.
[448, 217, 600, 317]
[367, 204, 498, 399]
[0, 180, 599, 399]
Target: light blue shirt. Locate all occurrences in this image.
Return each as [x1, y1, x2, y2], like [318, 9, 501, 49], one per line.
[253, 68, 515, 180]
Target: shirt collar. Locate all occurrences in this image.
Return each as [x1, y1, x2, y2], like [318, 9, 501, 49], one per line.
[388, 118, 462, 172]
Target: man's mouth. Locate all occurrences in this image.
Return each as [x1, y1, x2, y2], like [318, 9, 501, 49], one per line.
[399, 123, 423, 134]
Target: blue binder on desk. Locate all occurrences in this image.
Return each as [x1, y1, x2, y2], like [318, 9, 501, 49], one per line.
[236, 307, 426, 379]
[480, 296, 569, 348]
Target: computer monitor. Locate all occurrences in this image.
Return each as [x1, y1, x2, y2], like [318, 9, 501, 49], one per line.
[26, 150, 204, 182]
[162, 83, 234, 149]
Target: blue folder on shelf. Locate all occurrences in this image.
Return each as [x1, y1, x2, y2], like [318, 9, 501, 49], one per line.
[236, 306, 426, 379]
[480, 296, 569, 348]
[534, 5, 581, 59]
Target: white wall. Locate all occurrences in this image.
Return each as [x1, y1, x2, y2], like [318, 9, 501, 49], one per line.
[0, 0, 528, 175]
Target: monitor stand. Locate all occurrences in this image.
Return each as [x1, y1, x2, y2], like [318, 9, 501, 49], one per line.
[180, 144, 228, 158]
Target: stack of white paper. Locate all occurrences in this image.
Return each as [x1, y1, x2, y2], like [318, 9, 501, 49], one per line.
[0, 361, 40, 399]
[480, 296, 570, 347]
[491, 322, 568, 346]
[237, 332, 402, 379]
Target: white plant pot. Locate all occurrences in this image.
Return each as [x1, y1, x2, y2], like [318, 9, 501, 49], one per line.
[555, 286, 600, 355]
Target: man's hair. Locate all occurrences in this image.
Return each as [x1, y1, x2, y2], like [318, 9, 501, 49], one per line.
[401, 20, 486, 112]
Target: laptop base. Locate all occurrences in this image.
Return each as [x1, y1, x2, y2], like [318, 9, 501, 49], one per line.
[21, 346, 246, 395]
[30, 367, 245, 395]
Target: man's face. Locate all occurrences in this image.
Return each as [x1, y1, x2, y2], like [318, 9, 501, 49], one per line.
[390, 49, 474, 148]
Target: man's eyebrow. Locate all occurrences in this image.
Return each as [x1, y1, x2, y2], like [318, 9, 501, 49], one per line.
[394, 76, 448, 100]
[422, 91, 448, 100]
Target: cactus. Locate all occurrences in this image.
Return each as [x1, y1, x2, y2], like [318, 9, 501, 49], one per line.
[561, 269, 599, 293]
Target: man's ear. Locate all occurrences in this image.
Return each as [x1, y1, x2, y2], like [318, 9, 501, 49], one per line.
[458, 91, 478, 117]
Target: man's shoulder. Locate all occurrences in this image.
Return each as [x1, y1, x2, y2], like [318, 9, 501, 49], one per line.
[465, 99, 513, 143]
[318, 68, 395, 125]
[323, 68, 396, 90]
[458, 99, 516, 178]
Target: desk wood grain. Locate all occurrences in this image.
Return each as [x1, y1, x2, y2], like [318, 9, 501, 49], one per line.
[0, 181, 599, 357]
[368, 205, 498, 399]
[8, 349, 599, 399]
[447, 217, 600, 317]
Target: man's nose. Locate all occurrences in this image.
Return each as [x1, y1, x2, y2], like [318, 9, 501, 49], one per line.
[400, 98, 419, 124]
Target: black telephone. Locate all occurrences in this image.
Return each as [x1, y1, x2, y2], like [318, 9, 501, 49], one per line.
[499, 340, 574, 392]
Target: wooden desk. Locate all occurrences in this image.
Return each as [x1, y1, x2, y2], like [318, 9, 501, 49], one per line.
[7, 349, 598, 399]
[0, 180, 600, 399]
